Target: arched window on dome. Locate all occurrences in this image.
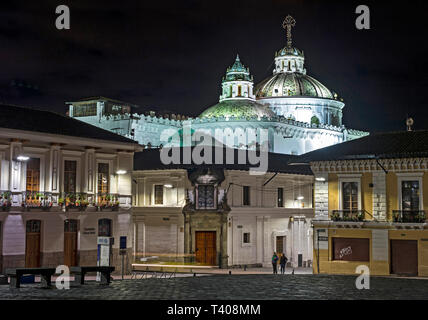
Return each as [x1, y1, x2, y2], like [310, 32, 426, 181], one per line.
[311, 116, 320, 126]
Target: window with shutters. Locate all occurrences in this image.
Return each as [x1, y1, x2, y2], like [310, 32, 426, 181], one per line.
[97, 163, 109, 194]
[342, 182, 359, 212]
[401, 181, 420, 210]
[98, 218, 112, 237]
[243, 233, 250, 244]
[277, 188, 284, 207]
[243, 186, 250, 206]
[64, 160, 77, 193]
[73, 103, 97, 117]
[26, 158, 40, 192]
[154, 185, 164, 205]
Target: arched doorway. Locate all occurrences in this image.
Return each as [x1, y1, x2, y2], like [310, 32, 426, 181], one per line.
[64, 219, 78, 267]
[25, 220, 41, 268]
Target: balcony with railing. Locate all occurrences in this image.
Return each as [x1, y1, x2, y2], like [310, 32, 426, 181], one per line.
[95, 193, 120, 211]
[0, 191, 12, 211]
[23, 191, 54, 211]
[58, 192, 91, 211]
[0, 191, 128, 212]
[392, 210, 426, 223]
[330, 210, 366, 222]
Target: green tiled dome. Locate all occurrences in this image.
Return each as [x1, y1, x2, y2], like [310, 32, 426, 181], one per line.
[255, 72, 335, 99]
[223, 55, 253, 82]
[199, 100, 275, 119]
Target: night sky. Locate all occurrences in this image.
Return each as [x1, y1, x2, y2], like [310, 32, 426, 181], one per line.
[1, 0, 428, 132]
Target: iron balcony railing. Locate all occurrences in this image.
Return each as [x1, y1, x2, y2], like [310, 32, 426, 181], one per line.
[96, 193, 120, 210]
[0, 191, 12, 210]
[331, 210, 366, 222]
[58, 192, 90, 210]
[23, 191, 53, 210]
[392, 210, 426, 223]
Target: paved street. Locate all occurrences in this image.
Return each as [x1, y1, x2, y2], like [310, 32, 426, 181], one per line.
[0, 274, 427, 300]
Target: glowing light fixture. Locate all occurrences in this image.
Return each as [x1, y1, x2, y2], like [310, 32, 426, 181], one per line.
[17, 155, 29, 161]
[164, 184, 173, 188]
[297, 196, 304, 200]
[116, 170, 127, 175]
[315, 177, 326, 182]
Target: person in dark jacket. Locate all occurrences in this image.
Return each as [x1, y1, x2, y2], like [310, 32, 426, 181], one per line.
[280, 253, 288, 274]
[272, 252, 279, 274]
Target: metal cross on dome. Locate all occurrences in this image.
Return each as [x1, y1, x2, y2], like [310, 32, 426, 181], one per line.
[282, 15, 296, 48]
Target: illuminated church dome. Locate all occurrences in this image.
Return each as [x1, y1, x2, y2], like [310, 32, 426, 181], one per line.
[70, 15, 368, 157]
[256, 72, 335, 99]
[255, 16, 336, 100]
[199, 55, 275, 120]
[254, 15, 343, 126]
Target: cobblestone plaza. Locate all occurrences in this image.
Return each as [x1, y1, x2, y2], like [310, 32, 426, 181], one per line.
[0, 274, 427, 300]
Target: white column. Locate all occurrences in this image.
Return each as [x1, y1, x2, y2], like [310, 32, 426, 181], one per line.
[262, 216, 270, 265]
[135, 221, 145, 259]
[49, 145, 60, 193]
[314, 173, 329, 220]
[256, 216, 263, 264]
[84, 148, 95, 194]
[373, 172, 387, 221]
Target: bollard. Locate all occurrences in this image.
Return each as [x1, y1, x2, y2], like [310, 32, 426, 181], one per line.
[193, 273, 196, 277]
[229, 270, 232, 275]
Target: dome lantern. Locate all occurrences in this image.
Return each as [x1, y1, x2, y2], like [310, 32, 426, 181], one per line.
[219, 54, 255, 102]
[273, 15, 306, 74]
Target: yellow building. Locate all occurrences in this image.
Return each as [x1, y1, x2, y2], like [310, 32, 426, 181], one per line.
[295, 130, 428, 276]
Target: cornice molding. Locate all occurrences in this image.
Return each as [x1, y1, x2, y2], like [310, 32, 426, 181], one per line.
[311, 157, 428, 173]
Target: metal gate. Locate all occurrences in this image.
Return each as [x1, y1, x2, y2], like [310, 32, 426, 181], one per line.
[390, 240, 418, 276]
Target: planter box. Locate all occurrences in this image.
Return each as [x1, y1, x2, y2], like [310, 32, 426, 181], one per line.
[65, 206, 88, 212]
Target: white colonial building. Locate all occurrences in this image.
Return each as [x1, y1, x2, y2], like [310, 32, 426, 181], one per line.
[132, 148, 314, 268]
[0, 104, 139, 273]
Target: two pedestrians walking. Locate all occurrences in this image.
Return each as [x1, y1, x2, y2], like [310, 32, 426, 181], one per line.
[272, 252, 288, 274]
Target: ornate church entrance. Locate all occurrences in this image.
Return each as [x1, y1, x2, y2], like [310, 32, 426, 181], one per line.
[195, 231, 216, 265]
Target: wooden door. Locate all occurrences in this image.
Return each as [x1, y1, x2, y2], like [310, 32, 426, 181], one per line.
[26, 220, 41, 268]
[64, 220, 78, 266]
[276, 236, 285, 255]
[25, 234, 40, 267]
[195, 231, 216, 265]
[390, 240, 418, 276]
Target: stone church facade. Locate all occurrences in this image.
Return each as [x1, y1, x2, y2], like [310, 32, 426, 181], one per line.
[132, 149, 314, 268]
